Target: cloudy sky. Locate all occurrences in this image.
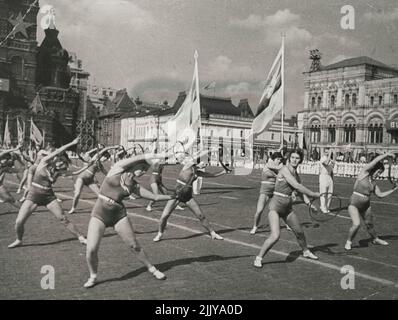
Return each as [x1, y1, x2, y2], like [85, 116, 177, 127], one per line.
[37, 0, 398, 115]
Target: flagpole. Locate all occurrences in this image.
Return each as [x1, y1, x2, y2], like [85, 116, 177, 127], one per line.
[280, 35, 285, 150]
[194, 50, 203, 157]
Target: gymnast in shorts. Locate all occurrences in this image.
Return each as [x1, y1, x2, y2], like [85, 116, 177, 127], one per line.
[344, 152, 398, 251]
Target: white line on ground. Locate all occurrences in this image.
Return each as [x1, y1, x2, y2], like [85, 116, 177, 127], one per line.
[55, 192, 398, 288]
[5, 180, 398, 286]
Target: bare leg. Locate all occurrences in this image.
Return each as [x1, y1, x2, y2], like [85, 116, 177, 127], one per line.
[363, 207, 387, 245]
[284, 212, 317, 259]
[256, 210, 280, 261]
[346, 205, 361, 250]
[88, 183, 101, 196]
[84, 217, 106, 287]
[115, 217, 165, 279]
[154, 199, 179, 241]
[186, 198, 223, 239]
[146, 183, 159, 211]
[17, 169, 28, 193]
[251, 194, 269, 234]
[69, 178, 84, 214]
[8, 200, 37, 248]
[47, 200, 85, 241]
[21, 172, 34, 202]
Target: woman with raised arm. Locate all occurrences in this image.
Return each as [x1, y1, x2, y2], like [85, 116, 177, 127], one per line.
[19, 145, 55, 203]
[84, 153, 174, 288]
[254, 149, 320, 268]
[250, 152, 284, 235]
[68, 146, 119, 214]
[8, 138, 88, 249]
[153, 151, 226, 243]
[344, 152, 398, 251]
[0, 145, 23, 208]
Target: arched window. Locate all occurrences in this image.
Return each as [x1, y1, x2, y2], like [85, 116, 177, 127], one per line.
[311, 97, 316, 109]
[330, 95, 335, 108]
[394, 94, 398, 105]
[352, 93, 357, 107]
[344, 120, 356, 143]
[368, 118, 383, 143]
[370, 96, 374, 106]
[317, 96, 322, 108]
[379, 95, 383, 105]
[310, 121, 321, 143]
[328, 124, 336, 143]
[345, 94, 350, 108]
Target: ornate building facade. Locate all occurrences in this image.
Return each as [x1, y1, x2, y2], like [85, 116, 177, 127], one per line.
[299, 55, 398, 160]
[0, 0, 94, 148]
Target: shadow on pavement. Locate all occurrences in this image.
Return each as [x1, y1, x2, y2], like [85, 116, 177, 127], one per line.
[98, 254, 253, 286]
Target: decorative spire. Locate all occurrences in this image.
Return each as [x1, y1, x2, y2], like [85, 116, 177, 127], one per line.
[309, 49, 322, 72]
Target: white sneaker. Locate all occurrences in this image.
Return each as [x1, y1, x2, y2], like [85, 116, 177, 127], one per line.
[146, 205, 152, 212]
[16, 189, 22, 194]
[129, 195, 137, 200]
[344, 240, 352, 251]
[84, 276, 97, 288]
[153, 232, 163, 242]
[249, 227, 257, 235]
[19, 197, 25, 203]
[372, 238, 389, 246]
[78, 236, 87, 245]
[211, 232, 223, 240]
[254, 256, 263, 268]
[57, 198, 63, 203]
[303, 250, 319, 260]
[176, 205, 184, 211]
[149, 267, 166, 280]
[286, 225, 292, 232]
[68, 208, 76, 214]
[8, 239, 23, 249]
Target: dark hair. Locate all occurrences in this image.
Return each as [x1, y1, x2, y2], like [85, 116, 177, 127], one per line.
[369, 161, 385, 176]
[271, 152, 283, 160]
[288, 148, 304, 164]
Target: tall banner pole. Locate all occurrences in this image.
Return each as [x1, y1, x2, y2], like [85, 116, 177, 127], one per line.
[280, 35, 285, 150]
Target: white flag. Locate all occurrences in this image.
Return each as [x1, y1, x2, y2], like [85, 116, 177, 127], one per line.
[251, 43, 284, 137]
[17, 117, 24, 144]
[166, 51, 201, 151]
[3, 115, 11, 147]
[30, 118, 44, 146]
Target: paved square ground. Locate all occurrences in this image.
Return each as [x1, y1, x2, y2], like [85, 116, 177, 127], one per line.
[1, 165, 398, 299]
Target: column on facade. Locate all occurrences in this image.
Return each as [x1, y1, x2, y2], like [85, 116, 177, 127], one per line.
[358, 84, 366, 106]
[304, 92, 309, 110]
[322, 90, 328, 109]
[336, 87, 343, 108]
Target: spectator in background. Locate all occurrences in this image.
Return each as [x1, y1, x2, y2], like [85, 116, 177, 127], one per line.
[319, 148, 334, 213]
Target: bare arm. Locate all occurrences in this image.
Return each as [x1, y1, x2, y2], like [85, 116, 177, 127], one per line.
[374, 184, 398, 199]
[197, 169, 226, 178]
[111, 153, 171, 174]
[0, 145, 22, 158]
[281, 167, 319, 198]
[362, 153, 393, 172]
[136, 186, 173, 201]
[41, 138, 79, 164]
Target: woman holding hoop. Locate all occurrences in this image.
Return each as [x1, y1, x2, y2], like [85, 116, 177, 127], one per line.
[153, 151, 226, 243]
[344, 153, 398, 251]
[84, 153, 174, 288]
[254, 149, 320, 267]
[250, 152, 283, 235]
[0, 145, 23, 208]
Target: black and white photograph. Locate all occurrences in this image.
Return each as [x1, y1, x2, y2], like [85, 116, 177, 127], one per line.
[1, 0, 398, 303]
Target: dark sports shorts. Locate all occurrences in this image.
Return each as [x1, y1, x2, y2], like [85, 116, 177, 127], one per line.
[349, 193, 371, 214]
[26, 186, 57, 207]
[175, 185, 193, 203]
[91, 197, 127, 228]
[259, 182, 275, 197]
[268, 194, 293, 218]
